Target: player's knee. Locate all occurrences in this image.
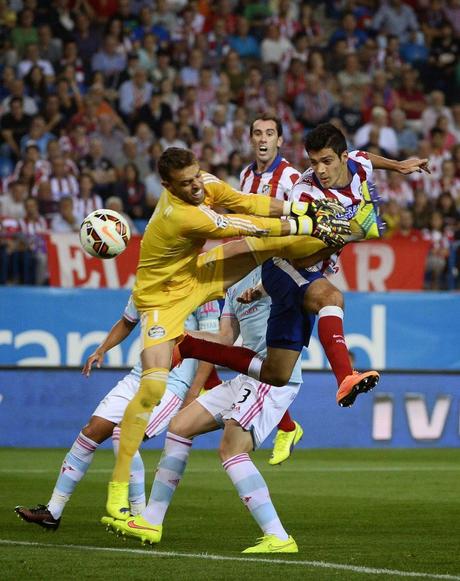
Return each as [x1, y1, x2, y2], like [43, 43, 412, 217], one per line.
[262, 365, 290, 387]
[168, 415, 190, 439]
[82, 421, 111, 444]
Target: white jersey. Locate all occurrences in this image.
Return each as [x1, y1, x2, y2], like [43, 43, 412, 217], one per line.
[222, 267, 302, 386]
[123, 295, 220, 398]
[239, 154, 300, 201]
[290, 150, 373, 216]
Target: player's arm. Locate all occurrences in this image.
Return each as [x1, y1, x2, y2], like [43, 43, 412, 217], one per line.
[209, 176, 344, 219]
[367, 152, 430, 175]
[184, 202, 349, 245]
[82, 316, 137, 376]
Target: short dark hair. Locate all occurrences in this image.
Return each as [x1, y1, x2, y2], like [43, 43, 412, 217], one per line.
[304, 123, 347, 156]
[250, 114, 283, 137]
[157, 147, 197, 181]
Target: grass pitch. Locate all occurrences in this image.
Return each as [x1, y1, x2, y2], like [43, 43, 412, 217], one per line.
[1, 448, 459, 581]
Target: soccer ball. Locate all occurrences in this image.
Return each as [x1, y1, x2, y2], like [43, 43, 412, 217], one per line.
[79, 209, 131, 259]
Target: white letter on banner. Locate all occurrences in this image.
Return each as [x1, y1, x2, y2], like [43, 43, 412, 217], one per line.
[0, 331, 12, 346]
[50, 233, 93, 287]
[101, 259, 120, 288]
[405, 394, 451, 440]
[372, 394, 393, 440]
[345, 305, 386, 369]
[67, 332, 123, 366]
[354, 244, 395, 291]
[15, 331, 60, 365]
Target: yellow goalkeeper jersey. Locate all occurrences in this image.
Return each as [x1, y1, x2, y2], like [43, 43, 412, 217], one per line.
[132, 172, 281, 310]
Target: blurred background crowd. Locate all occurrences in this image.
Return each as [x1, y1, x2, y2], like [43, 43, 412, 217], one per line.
[0, 0, 459, 289]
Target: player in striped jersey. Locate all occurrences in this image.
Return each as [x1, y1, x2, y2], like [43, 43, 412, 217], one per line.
[174, 123, 430, 408]
[15, 296, 220, 530]
[240, 115, 303, 465]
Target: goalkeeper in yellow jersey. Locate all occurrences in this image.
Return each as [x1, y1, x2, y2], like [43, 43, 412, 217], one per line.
[105, 147, 349, 520]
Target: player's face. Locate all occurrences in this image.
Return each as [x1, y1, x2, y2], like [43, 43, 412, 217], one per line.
[308, 148, 348, 188]
[163, 163, 205, 205]
[251, 120, 282, 165]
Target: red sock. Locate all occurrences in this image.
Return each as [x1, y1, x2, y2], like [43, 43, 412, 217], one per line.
[277, 410, 296, 432]
[203, 366, 221, 390]
[317, 306, 353, 386]
[179, 334, 261, 377]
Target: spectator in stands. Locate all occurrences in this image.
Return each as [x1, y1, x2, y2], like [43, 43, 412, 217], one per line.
[372, 0, 419, 42]
[381, 199, 402, 238]
[91, 34, 126, 84]
[132, 5, 170, 45]
[0, 180, 27, 220]
[19, 196, 48, 285]
[361, 70, 399, 123]
[391, 108, 419, 158]
[20, 115, 55, 156]
[329, 11, 368, 51]
[337, 53, 370, 94]
[10, 8, 38, 57]
[0, 97, 33, 160]
[73, 12, 101, 64]
[114, 162, 148, 220]
[118, 67, 153, 121]
[396, 69, 426, 132]
[436, 191, 459, 230]
[331, 89, 363, 138]
[390, 209, 424, 242]
[24, 65, 49, 108]
[37, 23, 62, 66]
[50, 195, 80, 233]
[426, 22, 460, 103]
[260, 22, 291, 72]
[423, 210, 451, 290]
[381, 171, 414, 207]
[294, 73, 334, 131]
[421, 90, 453, 136]
[90, 113, 126, 165]
[159, 120, 187, 152]
[411, 188, 434, 230]
[78, 137, 117, 200]
[1, 78, 38, 115]
[114, 136, 149, 180]
[355, 106, 399, 157]
[18, 42, 54, 81]
[74, 172, 103, 223]
[438, 159, 460, 203]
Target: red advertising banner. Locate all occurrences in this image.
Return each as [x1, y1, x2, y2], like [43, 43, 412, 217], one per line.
[329, 239, 431, 291]
[47, 234, 431, 291]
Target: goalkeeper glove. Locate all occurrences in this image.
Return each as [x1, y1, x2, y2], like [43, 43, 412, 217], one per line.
[288, 199, 346, 219]
[289, 213, 351, 246]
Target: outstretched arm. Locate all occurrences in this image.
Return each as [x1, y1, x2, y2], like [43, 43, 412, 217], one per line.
[82, 317, 137, 376]
[368, 152, 430, 175]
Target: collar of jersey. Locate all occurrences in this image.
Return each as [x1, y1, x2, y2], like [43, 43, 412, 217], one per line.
[251, 153, 283, 176]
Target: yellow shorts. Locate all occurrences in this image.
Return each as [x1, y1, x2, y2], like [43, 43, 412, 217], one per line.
[139, 245, 226, 350]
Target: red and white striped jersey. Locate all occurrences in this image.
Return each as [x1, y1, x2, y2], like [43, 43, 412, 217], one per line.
[290, 150, 373, 213]
[239, 154, 300, 200]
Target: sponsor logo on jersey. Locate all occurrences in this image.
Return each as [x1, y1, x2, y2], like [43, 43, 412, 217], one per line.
[147, 325, 166, 339]
[338, 204, 359, 220]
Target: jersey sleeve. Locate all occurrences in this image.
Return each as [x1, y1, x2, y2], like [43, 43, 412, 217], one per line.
[348, 150, 374, 178]
[196, 300, 221, 332]
[181, 204, 283, 239]
[203, 172, 272, 216]
[123, 294, 140, 324]
[288, 170, 321, 203]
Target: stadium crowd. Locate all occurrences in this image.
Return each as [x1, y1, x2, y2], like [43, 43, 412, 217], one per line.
[0, 0, 459, 289]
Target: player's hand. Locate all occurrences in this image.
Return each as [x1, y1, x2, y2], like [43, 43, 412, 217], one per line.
[312, 213, 351, 247]
[291, 199, 345, 219]
[237, 286, 263, 304]
[82, 350, 104, 377]
[398, 158, 430, 175]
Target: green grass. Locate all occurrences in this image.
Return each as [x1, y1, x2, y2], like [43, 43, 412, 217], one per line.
[1, 448, 460, 580]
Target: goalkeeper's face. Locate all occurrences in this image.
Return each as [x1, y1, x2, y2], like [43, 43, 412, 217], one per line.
[164, 163, 205, 205]
[308, 148, 349, 189]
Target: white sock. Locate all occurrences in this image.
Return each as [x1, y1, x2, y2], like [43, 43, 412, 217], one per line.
[222, 453, 288, 540]
[142, 432, 192, 525]
[48, 432, 98, 519]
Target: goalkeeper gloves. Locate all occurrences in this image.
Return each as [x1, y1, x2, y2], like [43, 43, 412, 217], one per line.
[288, 199, 346, 219]
[288, 213, 351, 246]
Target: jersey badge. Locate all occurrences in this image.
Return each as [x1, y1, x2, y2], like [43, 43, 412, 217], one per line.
[147, 325, 166, 339]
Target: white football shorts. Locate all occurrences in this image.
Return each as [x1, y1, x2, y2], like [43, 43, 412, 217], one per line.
[197, 374, 300, 449]
[92, 372, 183, 438]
